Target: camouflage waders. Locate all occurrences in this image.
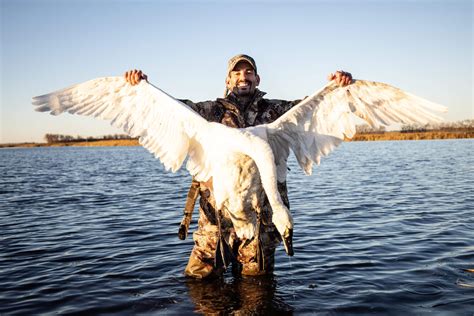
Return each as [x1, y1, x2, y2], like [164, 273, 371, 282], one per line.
[184, 181, 289, 278]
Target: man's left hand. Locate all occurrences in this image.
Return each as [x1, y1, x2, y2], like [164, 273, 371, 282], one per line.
[327, 70, 352, 86]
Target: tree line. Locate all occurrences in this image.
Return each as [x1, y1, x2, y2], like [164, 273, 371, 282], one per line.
[44, 134, 137, 144]
[357, 119, 474, 134]
[44, 119, 473, 143]
[400, 119, 474, 133]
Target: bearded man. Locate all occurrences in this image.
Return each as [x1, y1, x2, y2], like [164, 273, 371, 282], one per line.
[125, 54, 352, 278]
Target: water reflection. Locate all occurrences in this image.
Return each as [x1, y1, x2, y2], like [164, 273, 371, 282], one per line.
[185, 275, 293, 315]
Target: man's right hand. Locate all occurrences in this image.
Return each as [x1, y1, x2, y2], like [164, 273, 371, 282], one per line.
[124, 69, 148, 86]
[327, 70, 352, 87]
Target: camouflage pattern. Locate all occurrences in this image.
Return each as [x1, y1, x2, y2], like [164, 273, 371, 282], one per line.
[227, 54, 258, 76]
[181, 90, 301, 278]
[180, 90, 302, 127]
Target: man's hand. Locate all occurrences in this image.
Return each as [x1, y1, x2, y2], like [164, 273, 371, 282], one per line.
[124, 69, 148, 86]
[327, 70, 352, 87]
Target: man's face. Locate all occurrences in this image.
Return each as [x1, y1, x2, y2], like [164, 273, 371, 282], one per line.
[226, 61, 260, 96]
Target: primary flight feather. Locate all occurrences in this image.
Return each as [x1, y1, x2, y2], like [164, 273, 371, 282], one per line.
[33, 77, 447, 256]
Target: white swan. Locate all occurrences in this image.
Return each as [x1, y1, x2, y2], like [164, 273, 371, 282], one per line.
[32, 77, 447, 256]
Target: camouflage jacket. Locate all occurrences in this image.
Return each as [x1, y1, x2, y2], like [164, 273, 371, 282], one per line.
[180, 89, 302, 128]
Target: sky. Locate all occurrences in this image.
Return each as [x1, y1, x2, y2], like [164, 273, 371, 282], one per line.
[0, 0, 472, 143]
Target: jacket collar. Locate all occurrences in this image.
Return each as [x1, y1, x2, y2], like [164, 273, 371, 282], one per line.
[219, 89, 267, 112]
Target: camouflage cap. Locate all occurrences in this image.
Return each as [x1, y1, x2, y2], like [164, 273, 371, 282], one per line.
[227, 54, 257, 77]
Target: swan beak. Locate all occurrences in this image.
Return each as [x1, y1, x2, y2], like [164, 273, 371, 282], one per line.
[282, 228, 294, 256]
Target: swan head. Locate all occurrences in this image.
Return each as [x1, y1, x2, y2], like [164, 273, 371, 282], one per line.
[272, 205, 294, 256]
[282, 227, 294, 256]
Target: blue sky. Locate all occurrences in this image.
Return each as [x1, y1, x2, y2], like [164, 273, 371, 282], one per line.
[1, 0, 472, 143]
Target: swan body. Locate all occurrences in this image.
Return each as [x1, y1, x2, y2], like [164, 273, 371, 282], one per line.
[32, 77, 447, 256]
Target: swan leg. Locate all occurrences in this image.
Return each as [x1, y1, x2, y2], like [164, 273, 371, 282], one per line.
[178, 178, 200, 240]
[214, 208, 231, 268]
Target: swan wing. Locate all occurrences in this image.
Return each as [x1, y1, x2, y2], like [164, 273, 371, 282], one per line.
[266, 79, 448, 177]
[33, 77, 213, 180]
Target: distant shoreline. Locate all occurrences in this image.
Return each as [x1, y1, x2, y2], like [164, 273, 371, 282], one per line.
[349, 130, 473, 142]
[0, 139, 139, 149]
[1, 131, 473, 148]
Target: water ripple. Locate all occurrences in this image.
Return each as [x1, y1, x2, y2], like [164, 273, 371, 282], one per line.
[1, 140, 473, 314]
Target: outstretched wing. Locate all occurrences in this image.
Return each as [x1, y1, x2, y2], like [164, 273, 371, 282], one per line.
[33, 77, 213, 180]
[266, 79, 448, 178]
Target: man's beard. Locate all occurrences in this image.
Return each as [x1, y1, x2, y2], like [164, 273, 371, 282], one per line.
[233, 80, 253, 96]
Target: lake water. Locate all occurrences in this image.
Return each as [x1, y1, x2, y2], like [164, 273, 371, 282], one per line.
[1, 139, 473, 315]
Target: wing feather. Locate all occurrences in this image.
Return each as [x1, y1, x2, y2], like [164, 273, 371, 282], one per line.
[33, 77, 213, 179]
[267, 79, 447, 179]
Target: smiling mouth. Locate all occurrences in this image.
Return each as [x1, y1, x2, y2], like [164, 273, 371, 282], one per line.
[237, 81, 250, 88]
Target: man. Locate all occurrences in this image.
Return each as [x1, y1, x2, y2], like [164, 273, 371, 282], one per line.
[125, 54, 352, 278]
